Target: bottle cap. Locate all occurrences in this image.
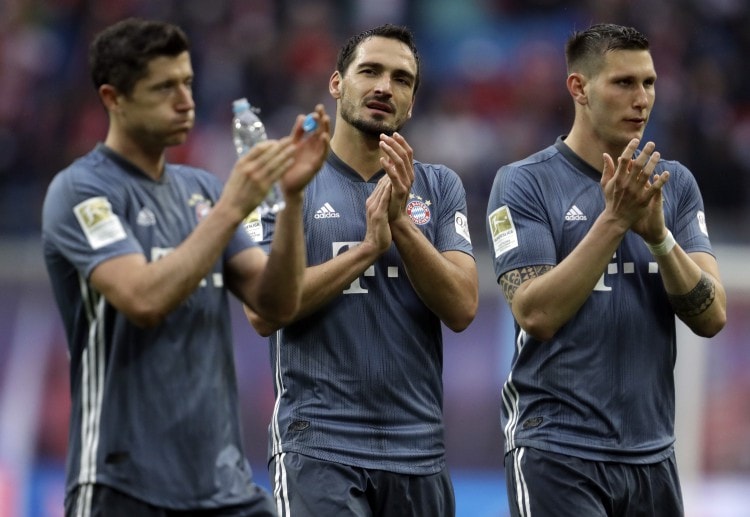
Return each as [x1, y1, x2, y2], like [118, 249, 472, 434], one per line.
[232, 97, 250, 114]
[302, 113, 318, 132]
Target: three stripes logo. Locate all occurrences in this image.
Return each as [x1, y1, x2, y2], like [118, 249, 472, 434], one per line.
[564, 205, 587, 221]
[314, 202, 340, 219]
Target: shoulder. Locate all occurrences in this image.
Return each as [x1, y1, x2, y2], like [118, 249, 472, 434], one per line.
[412, 159, 462, 186]
[655, 157, 693, 177]
[167, 163, 219, 183]
[490, 144, 562, 194]
[166, 163, 224, 195]
[500, 144, 561, 177]
[45, 148, 114, 201]
[654, 157, 701, 195]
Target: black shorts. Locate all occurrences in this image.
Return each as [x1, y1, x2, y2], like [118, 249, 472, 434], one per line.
[64, 483, 276, 517]
[505, 447, 684, 517]
[269, 452, 455, 517]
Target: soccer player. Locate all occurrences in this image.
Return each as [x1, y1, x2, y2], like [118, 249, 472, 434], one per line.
[245, 24, 478, 516]
[41, 18, 330, 516]
[485, 23, 726, 516]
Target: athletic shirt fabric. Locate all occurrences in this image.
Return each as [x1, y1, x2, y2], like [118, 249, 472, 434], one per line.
[485, 137, 714, 463]
[258, 152, 474, 474]
[41, 144, 259, 509]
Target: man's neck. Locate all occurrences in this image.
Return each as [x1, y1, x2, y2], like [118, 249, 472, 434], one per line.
[104, 132, 166, 180]
[563, 126, 607, 174]
[330, 125, 385, 181]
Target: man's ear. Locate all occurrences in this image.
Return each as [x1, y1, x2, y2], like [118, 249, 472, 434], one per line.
[567, 73, 588, 106]
[329, 71, 342, 100]
[99, 84, 121, 112]
[406, 96, 415, 120]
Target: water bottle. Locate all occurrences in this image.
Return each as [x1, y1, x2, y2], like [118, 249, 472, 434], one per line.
[232, 97, 285, 215]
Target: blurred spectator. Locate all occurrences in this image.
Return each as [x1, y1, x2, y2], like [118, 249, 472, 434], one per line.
[1, 0, 748, 243]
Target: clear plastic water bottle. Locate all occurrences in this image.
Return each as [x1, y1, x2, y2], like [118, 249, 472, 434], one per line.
[231, 97, 285, 215]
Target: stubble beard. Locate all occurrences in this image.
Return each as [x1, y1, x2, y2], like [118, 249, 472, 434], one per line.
[340, 99, 403, 139]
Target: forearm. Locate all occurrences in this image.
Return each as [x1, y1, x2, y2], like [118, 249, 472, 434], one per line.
[649, 243, 726, 337]
[92, 201, 245, 327]
[510, 212, 628, 340]
[390, 218, 478, 332]
[251, 193, 306, 321]
[248, 238, 384, 334]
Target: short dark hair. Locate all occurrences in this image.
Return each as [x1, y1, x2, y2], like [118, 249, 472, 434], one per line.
[89, 18, 190, 96]
[565, 23, 649, 76]
[335, 24, 421, 95]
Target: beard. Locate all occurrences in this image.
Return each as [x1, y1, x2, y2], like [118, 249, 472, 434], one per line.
[347, 115, 397, 138]
[339, 93, 404, 138]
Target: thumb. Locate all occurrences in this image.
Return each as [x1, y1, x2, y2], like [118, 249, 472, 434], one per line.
[601, 153, 615, 187]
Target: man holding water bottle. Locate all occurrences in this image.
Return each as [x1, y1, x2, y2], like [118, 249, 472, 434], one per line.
[41, 17, 329, 516]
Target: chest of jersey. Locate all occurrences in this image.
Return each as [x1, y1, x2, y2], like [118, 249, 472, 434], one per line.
[302, 167, 440, 267]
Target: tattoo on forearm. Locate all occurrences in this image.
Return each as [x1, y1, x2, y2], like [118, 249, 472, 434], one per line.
[500, 265, 553, 305]
[668, 271, 716, 318]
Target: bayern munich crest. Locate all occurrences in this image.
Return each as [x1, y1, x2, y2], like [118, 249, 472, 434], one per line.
[188, 193, 213, 222]
[406, 195, 432, 225]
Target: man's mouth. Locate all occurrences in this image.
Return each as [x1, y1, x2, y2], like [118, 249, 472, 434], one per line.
[366, 101, 394, 114]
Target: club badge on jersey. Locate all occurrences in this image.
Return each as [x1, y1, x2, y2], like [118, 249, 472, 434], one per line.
[407, 195, 432, 225]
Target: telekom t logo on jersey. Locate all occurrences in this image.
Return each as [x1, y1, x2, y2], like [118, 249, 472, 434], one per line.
[332, 241, 399, 294]
[594, 252, 659, 291]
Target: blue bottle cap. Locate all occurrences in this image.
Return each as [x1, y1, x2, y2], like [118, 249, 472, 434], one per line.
[232, 97, 251, 114]
[302, 113, 318, 132]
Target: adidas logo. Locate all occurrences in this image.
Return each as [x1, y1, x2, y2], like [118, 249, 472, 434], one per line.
[136, 207, 156, 226]
[564, 205, 587, 221]
[314, 202, 340, 219]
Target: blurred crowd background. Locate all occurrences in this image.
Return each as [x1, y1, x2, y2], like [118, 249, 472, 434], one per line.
[1, 0, 749, 516]
[2, 0, 750, 242]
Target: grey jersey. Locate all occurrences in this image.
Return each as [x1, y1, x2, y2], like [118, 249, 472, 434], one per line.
[258, 152, 473, 474]
[485, 137, 713, 463]
[42, 144, 258, 509]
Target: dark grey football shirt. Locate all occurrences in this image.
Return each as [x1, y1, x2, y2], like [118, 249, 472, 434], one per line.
[258, 152, 474, 474]
[486, 137, 714, 463]
[42, 144, 259, 509]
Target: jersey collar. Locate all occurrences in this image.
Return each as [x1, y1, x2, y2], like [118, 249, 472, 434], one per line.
[554, 136, 602, 183]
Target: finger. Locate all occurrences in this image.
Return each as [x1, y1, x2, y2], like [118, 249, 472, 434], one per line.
[379, 134, 408, 166]
[615, 155, 632, 176]
[368, 177, 388, 201]
[601, 152, 615, 186]
[367, 183, 390, 216]
[619, 138, 640, 162]
[390, 132, 413, 156]
[636, 150, 660, 187]
[650, 170, 670, 190]
[392, 132, 415, 183]
[261, 144, 297, 181]
[288, 114, 306, 140]
[632, 141, 656, 173]
[254, 139, 291, 168]
[238, 139, 276, 162]
[378, 139, 400, 168]
[270, 157, 296, 182]
[379, 150, 408, 192]
[377, 182, 392, 212]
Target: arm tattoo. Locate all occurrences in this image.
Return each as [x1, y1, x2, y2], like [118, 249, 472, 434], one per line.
[668, 271, 716, 318]
[499, 265, 553, 305]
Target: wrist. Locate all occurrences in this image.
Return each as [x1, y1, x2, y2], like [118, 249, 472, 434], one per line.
[279, 190, 304, 209]
[646, 229, 676, 256]
[211, 198, 245, 227]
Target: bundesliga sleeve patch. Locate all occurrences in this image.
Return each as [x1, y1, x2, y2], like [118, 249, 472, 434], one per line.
[454, 212, 471, 243]
[73, 196, 127, 250]
[242, 208, 264, 242]
[488, 205, 518, 258]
